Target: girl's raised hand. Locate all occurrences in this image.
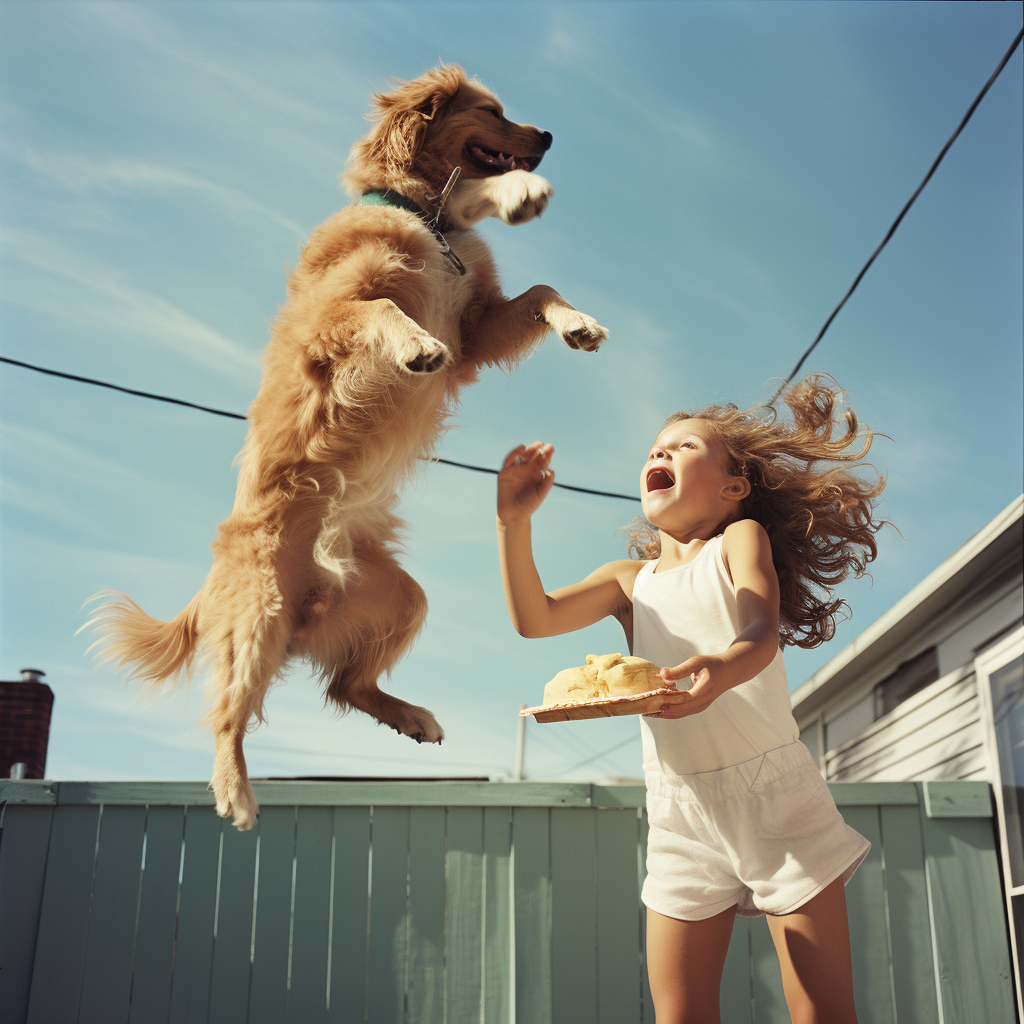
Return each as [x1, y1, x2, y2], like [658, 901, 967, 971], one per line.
[497, 442, 555, 525]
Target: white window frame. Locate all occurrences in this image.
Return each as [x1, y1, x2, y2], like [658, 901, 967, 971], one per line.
[976, 623, 1024, 1022]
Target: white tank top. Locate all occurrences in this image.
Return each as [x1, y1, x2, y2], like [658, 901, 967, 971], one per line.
[634, 535, 799, 776]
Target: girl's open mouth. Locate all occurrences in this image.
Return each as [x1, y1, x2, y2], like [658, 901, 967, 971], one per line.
[646, 467, 675, 492]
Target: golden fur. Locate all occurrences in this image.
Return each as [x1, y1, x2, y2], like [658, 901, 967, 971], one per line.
[89, 65, 606, 829]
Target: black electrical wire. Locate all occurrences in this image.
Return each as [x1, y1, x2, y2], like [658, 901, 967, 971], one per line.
[432, 454, 639, 501]
[558, 733, 639, 777]
[5, 28, 1020, 497]
[769, 25, 1024, 406]
[0, 355, 248, 420]
[0, 354, 642, 502]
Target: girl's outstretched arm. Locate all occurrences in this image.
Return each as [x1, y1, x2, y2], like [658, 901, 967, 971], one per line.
[650, 519, 781, 719]
[497, 443, 640, 640]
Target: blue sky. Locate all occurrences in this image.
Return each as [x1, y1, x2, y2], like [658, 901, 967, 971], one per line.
[1, 1, 1021, 785]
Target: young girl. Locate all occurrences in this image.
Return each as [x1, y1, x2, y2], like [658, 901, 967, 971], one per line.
[496, 377, 886, 1024]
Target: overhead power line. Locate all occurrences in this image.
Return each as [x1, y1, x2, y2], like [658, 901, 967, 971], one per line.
[0, 355, 641, 502]
[770, 25, 1024, 406]
[0, 355, 248, 420]
[558, 733, 639, 777]
[4, 27, 1019, 489]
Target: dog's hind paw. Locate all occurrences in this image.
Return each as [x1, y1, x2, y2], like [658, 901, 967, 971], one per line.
[559, 312, 607, 352]
[211, 775, 261, 831]
[396, 705, 445, 745]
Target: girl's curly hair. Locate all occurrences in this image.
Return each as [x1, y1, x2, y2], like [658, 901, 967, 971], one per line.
[626, 376, 888, 649]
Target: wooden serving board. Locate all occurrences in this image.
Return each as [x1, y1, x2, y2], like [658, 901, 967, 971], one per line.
[520, 687, 677, 723]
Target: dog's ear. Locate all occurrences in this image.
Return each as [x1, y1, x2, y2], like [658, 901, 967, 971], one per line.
[359, 65, 467, 178]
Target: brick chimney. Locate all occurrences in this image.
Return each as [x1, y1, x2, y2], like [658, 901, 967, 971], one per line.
[0, 668, 55, 779]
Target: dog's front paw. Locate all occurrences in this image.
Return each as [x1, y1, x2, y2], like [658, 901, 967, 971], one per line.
[496, 170, 553, 225]
[559, 312, 607, 352]
[396, 327, 453, 375]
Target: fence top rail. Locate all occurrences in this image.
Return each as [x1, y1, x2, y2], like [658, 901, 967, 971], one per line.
[0, 779, 992, 817]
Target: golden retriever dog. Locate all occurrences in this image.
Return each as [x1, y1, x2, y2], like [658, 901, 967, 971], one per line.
[90, 65, 606, 829]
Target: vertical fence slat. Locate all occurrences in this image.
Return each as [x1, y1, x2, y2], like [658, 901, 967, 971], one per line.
[638, 808, 654, 1023]
[128, 806, 187, 1024]
[406, 806, 445, 1024]
[0, 804, 53, 1024]
[445, 806, 484, 1023]
[840, 805, 895, 1024]
[207, 821, 258, 1024]
[721, 918, 753, 1024]
[77, 805, 147, 1024]
[919, 804, 1016, 1023]
[879, 804, 940, 1024]
[551, 807, 597, 1024]
[483, 806, 512, 1024]
[4, 781, 1015, 1024]
[249, 806, 295, 1024]
[168, 806, 222, 1024]
[288, 806, 334, 1022]
[326, 807, 370, 1024]
[26, 803, 100, 1024]
[750, 915, 787, 1024]
[512, 806, 551, 1024]
[595, 809, 642, 1024]
[367, 806, 409, 1024]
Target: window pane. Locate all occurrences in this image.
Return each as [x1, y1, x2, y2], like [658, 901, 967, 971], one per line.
[877, 646, 940, 717]
[991, 655, 1024, 888]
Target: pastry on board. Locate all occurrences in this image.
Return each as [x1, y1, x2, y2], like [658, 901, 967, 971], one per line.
[542, 653, 665, 706]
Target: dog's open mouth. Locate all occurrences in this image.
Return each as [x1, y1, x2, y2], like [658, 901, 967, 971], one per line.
[646, 467, 675, 493]
[466, 143, 541, 174]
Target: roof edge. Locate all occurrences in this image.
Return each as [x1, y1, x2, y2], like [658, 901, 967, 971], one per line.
[791, 493, 1023, 714]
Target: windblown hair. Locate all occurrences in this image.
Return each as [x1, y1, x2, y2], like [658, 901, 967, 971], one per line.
[627, 376, 888, 649]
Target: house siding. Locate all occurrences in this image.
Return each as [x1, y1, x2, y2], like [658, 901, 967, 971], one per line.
[798, 557, 1021, 785]
[790, 497, 1023, 1022]
[825, 667, 985, 782]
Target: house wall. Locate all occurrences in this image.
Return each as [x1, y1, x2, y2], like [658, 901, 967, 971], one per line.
[797, 554, 1022, 783]
[824, 665, 986, 782]
[937, 579, 1022, 677]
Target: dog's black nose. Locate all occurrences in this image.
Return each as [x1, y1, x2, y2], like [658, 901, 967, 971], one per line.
[540, 130, 552, 150]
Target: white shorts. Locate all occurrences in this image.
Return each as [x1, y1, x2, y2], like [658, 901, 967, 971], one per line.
[642, 740, 870, 921]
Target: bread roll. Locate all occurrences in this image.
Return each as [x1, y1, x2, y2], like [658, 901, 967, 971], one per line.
[542, 653, 664, 706]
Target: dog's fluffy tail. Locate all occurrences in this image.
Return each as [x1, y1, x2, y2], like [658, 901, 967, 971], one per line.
[84, 589, 203, 689]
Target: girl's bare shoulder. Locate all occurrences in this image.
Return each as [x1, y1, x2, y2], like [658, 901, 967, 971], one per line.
[589, 558, 647, 597]
[722, 518, 771, 549]
[721, 519, 775, 580]
[595, 560, 646, 629]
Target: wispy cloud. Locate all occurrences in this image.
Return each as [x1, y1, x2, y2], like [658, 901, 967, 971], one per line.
[3, 140, 307, 239]
[0, 421, 150, 529]
[1, 223, 262, 383]
[79, 2, 354, 131]
[544, 24, 717, 157]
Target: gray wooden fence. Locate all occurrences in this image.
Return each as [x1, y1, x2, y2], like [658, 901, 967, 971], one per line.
[0, 778, 1014, 1024]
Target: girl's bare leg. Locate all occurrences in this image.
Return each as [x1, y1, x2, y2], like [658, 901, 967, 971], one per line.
[646, 904, 737, 1024]
[766, 876, 859, 1024]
